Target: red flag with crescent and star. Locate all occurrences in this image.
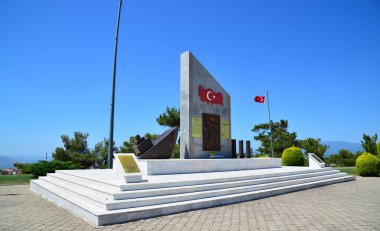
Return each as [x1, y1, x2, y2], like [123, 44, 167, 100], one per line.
[254, 96, 265, 103]
[198, 86, 224, 105]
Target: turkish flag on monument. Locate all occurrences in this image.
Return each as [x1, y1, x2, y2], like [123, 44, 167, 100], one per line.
[254, 96, 265, 103]
[198, 86, 224, 105]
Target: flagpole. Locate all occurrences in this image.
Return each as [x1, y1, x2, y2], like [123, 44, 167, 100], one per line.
[108, 0, 123, 169]
[267, 91, 274, 158]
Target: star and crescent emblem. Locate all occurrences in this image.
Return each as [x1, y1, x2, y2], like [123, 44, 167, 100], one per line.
[198, 86, 224, 105]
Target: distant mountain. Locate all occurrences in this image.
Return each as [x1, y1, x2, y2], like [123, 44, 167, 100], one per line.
[322, 141, 364, 156]
[0, 155, 42, 170]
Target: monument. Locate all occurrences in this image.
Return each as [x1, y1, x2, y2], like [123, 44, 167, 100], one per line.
[29, 51, 354, 227]
[180, 51, 231, 159]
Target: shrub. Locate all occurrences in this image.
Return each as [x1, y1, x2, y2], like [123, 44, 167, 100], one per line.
[356, 152, 380, 177]
[13, 162, 32, 174]
[29, 160, 83, 178]
[282, 147, 304, 166]
[258, 156, 270, 158]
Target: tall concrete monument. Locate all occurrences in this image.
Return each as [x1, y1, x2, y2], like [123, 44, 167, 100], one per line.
[180, 51, 231, 159]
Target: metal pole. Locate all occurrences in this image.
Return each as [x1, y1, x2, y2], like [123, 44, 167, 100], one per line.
[108, 0, 123, 169]
[267, 91, 274, 158]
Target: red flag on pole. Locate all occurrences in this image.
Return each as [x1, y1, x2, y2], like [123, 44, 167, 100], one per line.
[254, 96, 265, 103]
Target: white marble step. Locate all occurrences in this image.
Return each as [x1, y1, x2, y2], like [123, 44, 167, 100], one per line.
[31, 175, 354, 226]
[55, 167, 333, 192]
[33, 178, 107, 210]
[48, 173, 119, 195]
[53, 171, 121, 191]
[121, 167, 335, 191]
[40, 176, 112, 208]
[44, 168, 338, 203]
[105, 172, 347, 210]
[113, 170, 340, 200]
[35, 169, 343, 210]
[30, 180, 102, 225]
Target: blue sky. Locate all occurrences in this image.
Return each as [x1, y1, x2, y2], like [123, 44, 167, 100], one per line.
[1, 0, 379, 160]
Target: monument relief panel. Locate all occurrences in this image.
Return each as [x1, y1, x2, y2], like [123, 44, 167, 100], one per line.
[202, 113, 221, 151]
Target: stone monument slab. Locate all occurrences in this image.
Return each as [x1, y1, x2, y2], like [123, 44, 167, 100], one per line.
[180, 51, 231, 158]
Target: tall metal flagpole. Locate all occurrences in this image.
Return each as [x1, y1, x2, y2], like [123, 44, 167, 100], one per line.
[267, 91, 274, 158]
[108, 0, 123, 169]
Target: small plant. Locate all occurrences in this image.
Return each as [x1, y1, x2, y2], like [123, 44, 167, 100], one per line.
[356, 152, 380, 177]
[282, 147, 304, 166]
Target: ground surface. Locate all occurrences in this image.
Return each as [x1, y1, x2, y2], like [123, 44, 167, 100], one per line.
[333, 167, 358, 175]
[0, 177, 379, 231]
[0, 174, 33, 185]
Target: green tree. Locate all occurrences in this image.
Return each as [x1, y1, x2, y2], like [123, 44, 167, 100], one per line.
[377, 141, 380, 158]
[144, 133, 160, 140]
[301, 138, 329, 160]
[361, 133, 378, 155]
[171, 144, 180, 158]
[326, 149, 356, 167]
[92, 138, 118, 168]
[61, 132, 90, 154]
[119, 136, 137, 153]
[156, 106, 180, 128]
[52, 147, 71, 161]
[52, 131, 96, 168]
[252, 120, 301, 158]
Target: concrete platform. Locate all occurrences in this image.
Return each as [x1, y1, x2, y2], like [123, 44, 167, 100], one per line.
[30, 165, 354, 226]
[138, 158, 281, 175]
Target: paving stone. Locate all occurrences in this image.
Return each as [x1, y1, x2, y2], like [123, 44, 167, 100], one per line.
[1, 177, 380, 230]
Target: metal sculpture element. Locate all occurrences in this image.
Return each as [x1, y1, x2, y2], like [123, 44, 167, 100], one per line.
[135, 127, 179, 159]
[231, 139, 237, 158]
[246, 140, 252, 158]
[133, 135, 153, 156]
[239, 140, 245, 158]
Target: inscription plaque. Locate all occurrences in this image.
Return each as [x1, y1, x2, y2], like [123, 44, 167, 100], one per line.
[202, 113, 221, 151]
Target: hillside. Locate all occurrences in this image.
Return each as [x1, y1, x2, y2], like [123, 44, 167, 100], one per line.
[322, 141, 364, 156]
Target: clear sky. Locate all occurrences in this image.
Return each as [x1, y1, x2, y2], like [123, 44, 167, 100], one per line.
[1, 0, 379, 160]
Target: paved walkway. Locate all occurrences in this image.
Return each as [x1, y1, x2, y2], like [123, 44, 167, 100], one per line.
[0, 177, 379, 231]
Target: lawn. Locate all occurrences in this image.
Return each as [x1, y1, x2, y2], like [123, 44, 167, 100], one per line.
[334, 167, 357, 175]
[0, 174, 34, 185]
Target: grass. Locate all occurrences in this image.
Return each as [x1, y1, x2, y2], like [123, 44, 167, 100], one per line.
[0, 174, 34, 185]
[334, 167, 358, 175]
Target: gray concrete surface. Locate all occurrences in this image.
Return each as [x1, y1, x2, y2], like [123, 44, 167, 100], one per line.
[0, 177, 379, 231]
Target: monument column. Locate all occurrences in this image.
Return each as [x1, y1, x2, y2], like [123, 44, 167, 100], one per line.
[180, 51, 231, 159]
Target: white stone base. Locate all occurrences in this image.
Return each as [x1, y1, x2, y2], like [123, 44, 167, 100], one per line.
[30, 165, 354, 226]
[138, 158, 281, 175]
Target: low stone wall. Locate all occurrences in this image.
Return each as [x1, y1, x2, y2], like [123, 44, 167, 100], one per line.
[138, 158, 282, 175]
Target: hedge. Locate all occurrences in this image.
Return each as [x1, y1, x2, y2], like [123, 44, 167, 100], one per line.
[29, 160, 83, 178]
[356, 152, 380, 177]
[282, 147, 304, 166]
